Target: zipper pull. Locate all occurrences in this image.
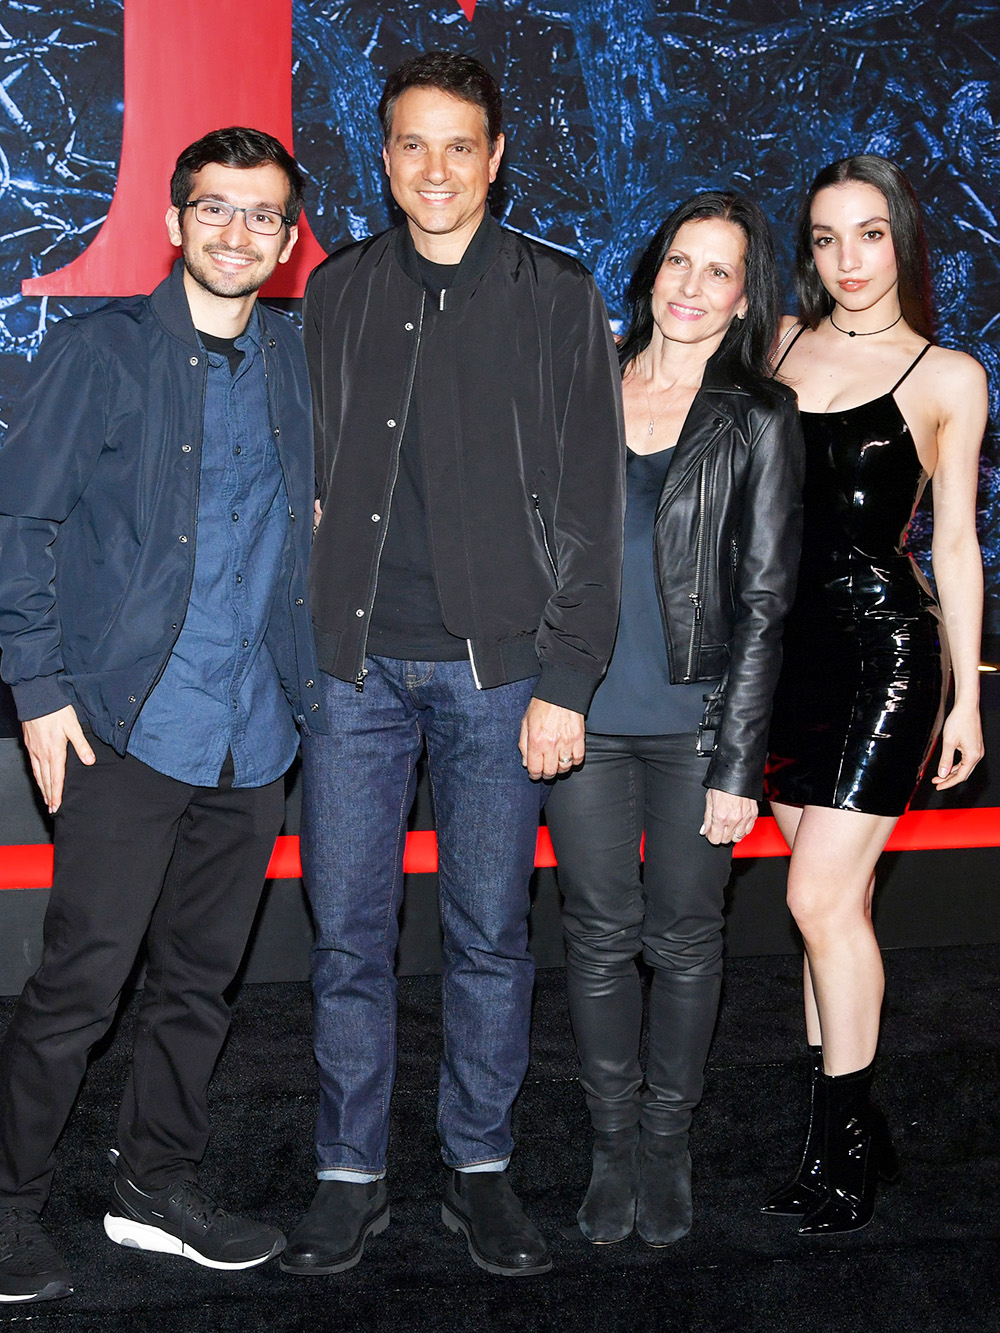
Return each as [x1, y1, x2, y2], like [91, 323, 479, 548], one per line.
[354, 668, 368, 693]
[439, 288, 445, 312]
[689, 592, 703, 622]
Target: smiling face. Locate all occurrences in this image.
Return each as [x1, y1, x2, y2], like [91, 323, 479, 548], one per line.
[381, 85, 504, 262]
[809, 181, 900, 317]
[165, 161, 297, 301]
[650, 217, 748, 350]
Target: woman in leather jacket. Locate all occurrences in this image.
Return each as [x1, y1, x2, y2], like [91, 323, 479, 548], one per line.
[545, 192, 804, 1247]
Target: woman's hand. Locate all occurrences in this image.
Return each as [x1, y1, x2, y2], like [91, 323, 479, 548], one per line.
[931, 700, 984, 791]
[700, 788, 758, 845]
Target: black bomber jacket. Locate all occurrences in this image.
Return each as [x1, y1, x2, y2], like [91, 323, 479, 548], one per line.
[303, 214, 626, 715]
[654, 355, 805, 798]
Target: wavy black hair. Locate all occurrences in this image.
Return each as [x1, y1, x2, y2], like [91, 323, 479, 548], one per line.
[795, 154, 933, 340]
[170, 126, 304, 226]
[378, 51, 503, 151]
[617, 191, 781, 402]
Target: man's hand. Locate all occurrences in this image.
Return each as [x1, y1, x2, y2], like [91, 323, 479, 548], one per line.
[700, 787, 758, 845]
[22, 705, 95, 814]
[518, 699, 585, 780]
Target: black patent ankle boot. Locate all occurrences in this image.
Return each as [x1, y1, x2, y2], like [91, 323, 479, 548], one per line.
[761, 1044, 825, 1216]
[797, 1061, 900, 1236]
[577, 1126, 639, 1244]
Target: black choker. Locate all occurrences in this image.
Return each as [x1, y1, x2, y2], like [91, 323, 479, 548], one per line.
[829, 310, 903, 338]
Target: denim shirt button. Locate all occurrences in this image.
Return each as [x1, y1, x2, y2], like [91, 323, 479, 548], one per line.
[189, 356, 199, 367]
[386, 419, 396, 428]
[310, 702, 320, 711]
[356, 608, 365, 617]
[181, 444, 192, 453]
[295, 597, 304, 606]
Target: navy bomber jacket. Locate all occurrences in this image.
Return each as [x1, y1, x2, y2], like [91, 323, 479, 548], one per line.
[0, 260, 325, 750]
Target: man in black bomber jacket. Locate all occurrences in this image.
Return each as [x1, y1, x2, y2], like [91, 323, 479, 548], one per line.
[280, 53, 625, 1279]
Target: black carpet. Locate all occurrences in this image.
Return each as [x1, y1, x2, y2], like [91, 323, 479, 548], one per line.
[2, 944, 998, 1333]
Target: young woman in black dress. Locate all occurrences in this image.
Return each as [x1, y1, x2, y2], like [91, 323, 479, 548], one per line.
[763, 155, 987, 1234]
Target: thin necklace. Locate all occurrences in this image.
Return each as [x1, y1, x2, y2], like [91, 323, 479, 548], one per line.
[829, 310, 903, 338]
[640, 356, 673, 436]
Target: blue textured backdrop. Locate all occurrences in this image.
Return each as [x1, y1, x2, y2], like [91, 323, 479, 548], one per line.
[1, 0, 998, 630]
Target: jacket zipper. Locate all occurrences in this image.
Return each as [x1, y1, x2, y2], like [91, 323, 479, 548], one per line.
[354, 295, 426, 690]
[466, 640, 483, 689]
[530, 494, 558, 580]
[685, 459, 709, 679]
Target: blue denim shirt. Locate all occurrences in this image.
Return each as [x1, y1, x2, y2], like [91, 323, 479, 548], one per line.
[127, 311, 298, 787]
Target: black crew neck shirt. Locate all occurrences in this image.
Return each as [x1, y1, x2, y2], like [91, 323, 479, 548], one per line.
[367, 252, 470, 662]
[198, 330, 245, 376]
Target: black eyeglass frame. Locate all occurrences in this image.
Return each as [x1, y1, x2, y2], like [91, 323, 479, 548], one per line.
[179, 199, 294, 236]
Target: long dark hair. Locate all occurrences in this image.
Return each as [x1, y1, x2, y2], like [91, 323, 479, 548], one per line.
[617, 191, 782, 403]
[795, 154, 934, 340]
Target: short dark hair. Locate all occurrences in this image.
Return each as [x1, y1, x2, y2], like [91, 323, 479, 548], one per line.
[617, 191, 782, 403]
[378, 51, 503, 150]
[795, 154, 933, 340]
[170, 126, 305, 225]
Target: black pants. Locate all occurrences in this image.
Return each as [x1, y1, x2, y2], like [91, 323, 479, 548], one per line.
[544, 732, 733, 1135]
[0, 735, 284, 1211]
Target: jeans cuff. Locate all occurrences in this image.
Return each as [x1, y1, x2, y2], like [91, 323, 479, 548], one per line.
[317, 1167, 384, 1183]
[453, 1156, 510, 1174]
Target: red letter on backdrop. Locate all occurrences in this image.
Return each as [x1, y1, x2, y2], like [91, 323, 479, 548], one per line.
[22, 0, 327, 299]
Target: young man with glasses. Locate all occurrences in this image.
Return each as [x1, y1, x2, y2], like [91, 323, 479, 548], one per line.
[0, 126, 323, 1303]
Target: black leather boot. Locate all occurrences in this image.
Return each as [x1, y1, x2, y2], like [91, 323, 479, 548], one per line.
[442, 1171, 551, 1276]
[280, 1179, 389, 1274]
[761, 1044, 825, 1216]
[577, 1126, 639, 1244]
[635, 1128, 692, 1247]
[797, 1062, 900, 1236]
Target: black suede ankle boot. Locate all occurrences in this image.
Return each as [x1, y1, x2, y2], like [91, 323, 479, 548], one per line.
[797, 1061, 900, 1236]
[761, 1044, 825, 1216]
[577, 1126, 639, 1244]
[635, 1128, 691, 1247]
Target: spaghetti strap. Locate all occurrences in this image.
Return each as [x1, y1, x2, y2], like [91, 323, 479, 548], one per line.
[890, 342, 932, 394]
[771, 323, 806, 376]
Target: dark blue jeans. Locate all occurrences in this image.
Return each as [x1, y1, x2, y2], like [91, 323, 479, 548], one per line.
[301, 658, 546, 1176]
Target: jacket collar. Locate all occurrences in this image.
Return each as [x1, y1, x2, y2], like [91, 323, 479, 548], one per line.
[151, 258, 268, 348]
[393, 211, 504, 292]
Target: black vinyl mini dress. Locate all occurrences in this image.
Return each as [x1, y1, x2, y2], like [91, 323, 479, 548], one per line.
[764, 335, 948, 817]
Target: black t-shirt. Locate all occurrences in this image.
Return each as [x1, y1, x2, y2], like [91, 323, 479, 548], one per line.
[367, 253, 469, 661]
[198, 329, 244, 375]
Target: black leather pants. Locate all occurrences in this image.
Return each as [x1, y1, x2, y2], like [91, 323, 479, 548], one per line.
[545, 732, 731, 1134]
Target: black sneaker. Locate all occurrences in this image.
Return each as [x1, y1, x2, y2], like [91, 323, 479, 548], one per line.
[103, 1174, 284, 1270]
[0, 1207, 74, 1303]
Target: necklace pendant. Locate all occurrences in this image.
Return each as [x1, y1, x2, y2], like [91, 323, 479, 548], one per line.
[848, 329, 856, 338]
[648, 420, 655, 435]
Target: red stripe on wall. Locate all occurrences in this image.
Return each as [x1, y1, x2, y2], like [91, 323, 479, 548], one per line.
[1, 808, 998, 890]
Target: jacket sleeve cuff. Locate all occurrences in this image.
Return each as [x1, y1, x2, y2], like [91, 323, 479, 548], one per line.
[11, 674, 74, 722]
[531, 663, 600, 716]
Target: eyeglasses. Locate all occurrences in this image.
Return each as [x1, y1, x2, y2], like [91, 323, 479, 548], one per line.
[180, 199, 291, 236]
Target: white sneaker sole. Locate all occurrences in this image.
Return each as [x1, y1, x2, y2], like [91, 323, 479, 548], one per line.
[103, 1213, 282, 1270]
[0, 1280, 73, 1303]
